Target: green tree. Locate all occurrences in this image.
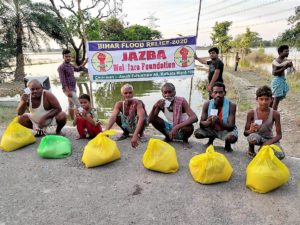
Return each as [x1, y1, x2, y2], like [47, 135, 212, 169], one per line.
[275, 6, 300, 49]
[231, 27, 262, 54]
[49, 0, 123, 65]
[87, 17, 125, 41]
[87, 17, 162, 41]
[0, 0, 67, 81]
[123, 24, 161, 40]
[211, 21, 232, 54]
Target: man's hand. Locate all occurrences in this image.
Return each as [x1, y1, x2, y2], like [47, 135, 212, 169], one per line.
[131, 134, 139, 148]
[21, 94, 29, 103]
[207, 85, 212, 92]
[169, 125, 179, 140]
[286, 61, 293, 68]
[249, 123, 259, 133]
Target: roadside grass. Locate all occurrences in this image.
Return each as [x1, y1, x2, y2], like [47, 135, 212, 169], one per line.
[288, 71, 300, 92]
[0, 106, 16, 126]
[245, 49, 273, 63]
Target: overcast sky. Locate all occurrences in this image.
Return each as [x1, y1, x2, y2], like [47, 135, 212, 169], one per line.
[123, 0, 299, 45]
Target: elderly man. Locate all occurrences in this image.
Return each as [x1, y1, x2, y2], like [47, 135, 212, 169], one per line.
[148, 82, 198, 148]
[106, 84, 147, 148]
[194, 82, 238, 152]
[17, 79, 67, 136]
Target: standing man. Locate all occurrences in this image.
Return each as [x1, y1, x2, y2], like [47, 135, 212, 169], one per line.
[58, 49, 87, 119]
[194, 82, 238, 152]
[106, 84, 147, 148]
[17, 79, 67, 136]
[194, 47, 224, 98]
[149, 83, 198, 149]
[234, 52, 240, 71]
[271, 45, 293, 110]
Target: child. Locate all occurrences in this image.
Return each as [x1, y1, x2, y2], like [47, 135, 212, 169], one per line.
[244, 85, 285, 159]
[75, 94, 102, 139]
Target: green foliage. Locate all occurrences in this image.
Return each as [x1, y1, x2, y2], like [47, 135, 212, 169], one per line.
[274, 6, 300, 50]
[124, 25, 162, 40]
[231, 27, 262, 54]
[86, 17, 162, 41]
[0, 0, 67, 79]
[211, 21, 232, 53]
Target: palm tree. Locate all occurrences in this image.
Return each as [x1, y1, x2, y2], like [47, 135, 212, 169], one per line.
[0, 0, 67, 81]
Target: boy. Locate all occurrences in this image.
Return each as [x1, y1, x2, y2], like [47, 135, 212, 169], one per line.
[271, 45, 293, 110]
[75, 94, 102, 139]
[244, 85, 285, 159]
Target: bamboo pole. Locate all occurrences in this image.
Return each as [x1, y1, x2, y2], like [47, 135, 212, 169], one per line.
[188, 0, 203, 106]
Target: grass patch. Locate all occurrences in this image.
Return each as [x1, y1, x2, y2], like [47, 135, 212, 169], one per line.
[245, 49, 273, 63]
[0, 106, 17, 126]
[288, 71, 300, 91]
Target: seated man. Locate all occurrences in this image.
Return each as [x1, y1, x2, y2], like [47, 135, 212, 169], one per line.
[106, 84, 147, 148]
[194, 82, 238, 152]
[148, 82, 198, 148]
[17, 79, 67, 136]
[244, 85, 285, 159]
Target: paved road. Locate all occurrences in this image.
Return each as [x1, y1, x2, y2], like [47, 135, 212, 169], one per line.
[0, 126, 299, 225]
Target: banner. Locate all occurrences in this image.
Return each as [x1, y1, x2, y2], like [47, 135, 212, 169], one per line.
[87, 36, 196, 82]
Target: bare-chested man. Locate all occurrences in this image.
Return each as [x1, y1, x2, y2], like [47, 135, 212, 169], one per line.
[17, 79, 67, 136]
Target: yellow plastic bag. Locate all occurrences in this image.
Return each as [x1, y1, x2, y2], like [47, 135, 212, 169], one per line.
[189, 145, 233, 184]
[143, 138, 179, 173]
[246, 145, 289, 193]
[0, 117, 36, 152]
[81, 130, 120, 168]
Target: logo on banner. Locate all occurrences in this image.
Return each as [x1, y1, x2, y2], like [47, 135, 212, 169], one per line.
[174, 46, 194, 67]
[91, 52, 113, 72]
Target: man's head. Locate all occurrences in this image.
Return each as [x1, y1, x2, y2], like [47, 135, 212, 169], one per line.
[208, 47, 219, 60]
[211, 82, 226, 104]
[161, 83, 176, 101]
[79, 94, 91, 110]
[256, 85, 272, 109]
[121, 84, 134, 101]
[27, 79, 43, 99]
[277, 45, 289, 58]
[62, 49, 72, 63]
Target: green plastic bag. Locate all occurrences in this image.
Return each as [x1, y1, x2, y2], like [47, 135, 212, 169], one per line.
[37, 135, 72, 159]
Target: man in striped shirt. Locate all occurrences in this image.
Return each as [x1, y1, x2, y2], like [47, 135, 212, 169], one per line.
[57, 49, 87, 119]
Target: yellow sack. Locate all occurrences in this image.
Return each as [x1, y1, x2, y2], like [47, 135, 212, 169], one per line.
[81, 130, 120, 168]
[246, 145, 289, 193]
[143, 138, 179, 173]
[189, 145, 233, 184]
[0, 117, 36, 152]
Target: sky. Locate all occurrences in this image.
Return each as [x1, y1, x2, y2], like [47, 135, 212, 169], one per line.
[123, 0, 300, 46]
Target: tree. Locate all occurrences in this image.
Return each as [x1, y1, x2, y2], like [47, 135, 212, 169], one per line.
[210, 21, 232, 54]
[0, 0, 67, 81]
[86, 17, 162, 41]
[124, 25, 161, 40]
[87, 17, 125, 41]
[231, 27, 262, 54]
[274, 6, 300, 49]
[49, 0, 123, 66]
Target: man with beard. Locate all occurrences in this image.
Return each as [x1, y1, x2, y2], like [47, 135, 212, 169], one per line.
[17, 79, 67, 137]
[148, 83, 198, 149]
[194, 82, 238, 152]
[106, 84, 147, 148]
